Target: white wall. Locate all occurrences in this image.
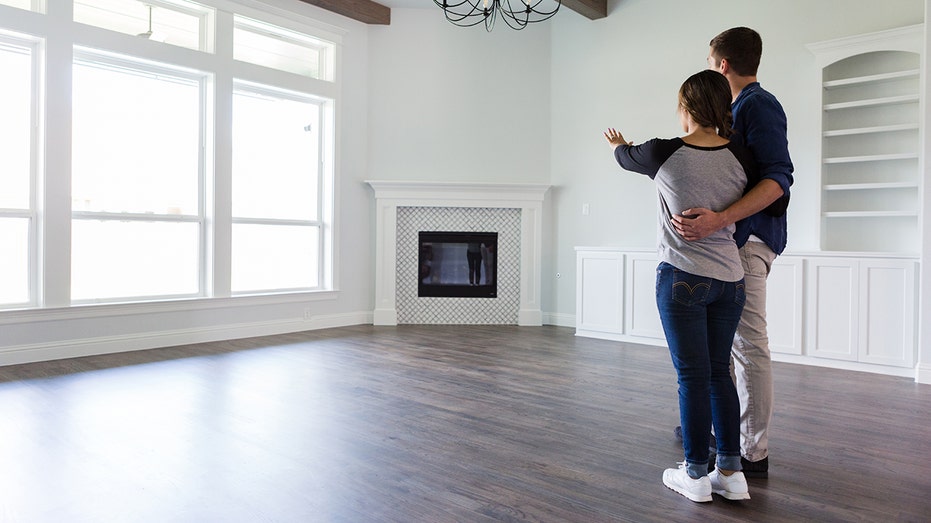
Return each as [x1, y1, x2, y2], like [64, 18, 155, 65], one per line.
[0, 0, 377, 365]
[367, 8, 551, 184]
[4, 1, 927, 369]
[365, 1, 929, 377]
[546, 0, 925, 319]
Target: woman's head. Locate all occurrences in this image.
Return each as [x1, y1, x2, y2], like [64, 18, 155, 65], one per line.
[678, 70, 734, 138]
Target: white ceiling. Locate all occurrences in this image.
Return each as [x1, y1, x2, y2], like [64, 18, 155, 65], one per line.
[378, 0, 434, 8]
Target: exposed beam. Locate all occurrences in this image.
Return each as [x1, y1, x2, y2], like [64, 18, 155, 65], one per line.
[562, 0, 607, 20]
[298, 0, 391, 25]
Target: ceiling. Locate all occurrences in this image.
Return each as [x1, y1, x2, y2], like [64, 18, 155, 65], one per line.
[300, 0, 602, 25]
[377, 0, 432, 7]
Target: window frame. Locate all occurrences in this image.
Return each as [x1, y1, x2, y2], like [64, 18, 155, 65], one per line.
[0, 30, 41, 308]
[230, 80, 329, 295]
[0, 0, 340, 311]
[69, 48, 210, 304]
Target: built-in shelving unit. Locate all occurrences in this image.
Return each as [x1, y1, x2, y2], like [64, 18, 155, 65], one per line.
[808, 25, 923, 254]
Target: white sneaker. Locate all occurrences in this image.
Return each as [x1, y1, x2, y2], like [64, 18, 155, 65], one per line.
[663, 463, 712, 502]
[709, 468, 751, 500]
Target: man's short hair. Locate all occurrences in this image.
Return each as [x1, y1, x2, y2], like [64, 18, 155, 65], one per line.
[710, 27, 762, 76]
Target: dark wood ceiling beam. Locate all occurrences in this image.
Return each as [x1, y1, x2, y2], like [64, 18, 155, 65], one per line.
[298, 0, 391, 25]
[562, 0, 607, 20]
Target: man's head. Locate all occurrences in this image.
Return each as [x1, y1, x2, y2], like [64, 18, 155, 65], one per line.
[708, 27, 762, 77]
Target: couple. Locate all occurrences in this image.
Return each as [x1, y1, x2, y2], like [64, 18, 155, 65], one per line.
[604, 27, 794, 502]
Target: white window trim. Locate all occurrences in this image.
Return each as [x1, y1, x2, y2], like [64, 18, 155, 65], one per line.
[0, 0, 340, 311]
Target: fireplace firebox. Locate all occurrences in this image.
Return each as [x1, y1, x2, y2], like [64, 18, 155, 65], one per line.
[418, 231, 497, 298]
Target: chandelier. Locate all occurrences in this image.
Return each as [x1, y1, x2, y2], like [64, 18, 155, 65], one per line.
[434, 0, 562, 31]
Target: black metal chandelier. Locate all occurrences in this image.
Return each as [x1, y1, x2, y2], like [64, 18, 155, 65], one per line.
[433, 0, 562, 31]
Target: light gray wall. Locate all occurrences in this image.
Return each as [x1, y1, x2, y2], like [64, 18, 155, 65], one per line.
[0, 0, 378, 364]
[545, 0, 924, 319]
[367, 9, 552, 184]
[3, 1, 926, 366]
[367, 1, 924, 321]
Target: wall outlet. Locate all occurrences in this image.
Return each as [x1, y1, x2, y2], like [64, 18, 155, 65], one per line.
[303, 308, 312, 320]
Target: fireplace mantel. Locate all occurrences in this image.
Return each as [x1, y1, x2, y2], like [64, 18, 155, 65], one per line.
[366, 180, 550, 326]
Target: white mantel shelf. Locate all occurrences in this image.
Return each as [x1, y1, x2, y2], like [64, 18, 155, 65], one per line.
[365, 180, 551, 326]
[365, 180, 550, 204]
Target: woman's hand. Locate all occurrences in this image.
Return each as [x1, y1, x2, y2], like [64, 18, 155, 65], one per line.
[603, 127, 632, 149]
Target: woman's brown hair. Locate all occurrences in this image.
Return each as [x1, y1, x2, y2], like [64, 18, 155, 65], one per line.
[678, 70, 734, 138]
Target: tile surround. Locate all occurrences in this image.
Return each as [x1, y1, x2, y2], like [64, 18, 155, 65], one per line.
[366, 181, 549, 326]
[396, 206, 520, 324]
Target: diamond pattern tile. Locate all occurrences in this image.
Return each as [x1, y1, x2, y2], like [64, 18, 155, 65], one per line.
[396, 206, 521, 324]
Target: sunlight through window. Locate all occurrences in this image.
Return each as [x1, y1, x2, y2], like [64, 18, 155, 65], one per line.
[71, 56, 204, 302]
[0, 38, 33, 306]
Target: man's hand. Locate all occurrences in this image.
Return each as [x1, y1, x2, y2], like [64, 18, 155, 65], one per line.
[671, 208, 727, 241]
[671, 179, 785, 241]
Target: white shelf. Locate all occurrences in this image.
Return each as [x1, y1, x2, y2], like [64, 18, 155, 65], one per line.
[823, 210, 919, 218]
[823, 94, 920, 111]
[823, 69, 920, 89]
[823, 123, 919, 137]
[824, 182, 919, 191]
[810, 27, 922, 256]
[824, 152, 918, 164]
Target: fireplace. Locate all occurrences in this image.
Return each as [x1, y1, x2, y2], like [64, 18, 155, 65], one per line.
[366, 181, 549, 325]
[418, 231, 498, 298]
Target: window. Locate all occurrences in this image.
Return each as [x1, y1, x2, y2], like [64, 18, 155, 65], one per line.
[74, 0, 213, 52]
[233, 15, 333, 80]
[0, 0, 37, 11]
[0, 1, 337, 310]
[0, 36, 35, 307]
[231, 84, 324, 293]
[71, 53, 205, 302]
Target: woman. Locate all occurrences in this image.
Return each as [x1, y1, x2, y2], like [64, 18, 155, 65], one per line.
[604, 70, 753, 503]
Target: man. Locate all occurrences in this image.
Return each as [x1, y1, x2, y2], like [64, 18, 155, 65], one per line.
[671, 27, 794, 478]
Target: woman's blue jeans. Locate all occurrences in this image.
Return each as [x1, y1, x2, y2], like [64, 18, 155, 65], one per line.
[656, 262, 745, 478]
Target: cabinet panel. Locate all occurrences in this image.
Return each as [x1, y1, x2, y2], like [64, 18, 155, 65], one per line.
[575, 250, 624, 336]
[808, 259, 859, 361]
[625, 254, 663, 340]
[767, 257, 803, 355]
[859, 261, 916, 367]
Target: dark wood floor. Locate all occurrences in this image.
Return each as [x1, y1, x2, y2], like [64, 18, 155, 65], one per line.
[0, 325, 928, 522]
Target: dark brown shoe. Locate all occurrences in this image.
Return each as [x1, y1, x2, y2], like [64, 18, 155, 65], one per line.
[740, 456, 768, 478]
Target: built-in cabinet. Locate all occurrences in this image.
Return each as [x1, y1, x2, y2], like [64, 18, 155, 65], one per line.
[575, 25, 925, 381]
[807, 257, 917, 368]
[574, 248, 662, 344]
[576, 248, 918, 377]
[808, 25, 923, 254]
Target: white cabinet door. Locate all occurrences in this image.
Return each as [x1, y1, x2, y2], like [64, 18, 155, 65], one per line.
[575, 250, 624, 337]
[806, 257, 917, 368]
[807, 258, 859, 361]
[625, 253, 664, 341]
[767, 256, 804, 355]
[859, 260, 917, 367]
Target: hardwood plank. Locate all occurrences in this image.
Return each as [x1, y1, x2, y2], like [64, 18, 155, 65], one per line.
[0, 325, 928, 521]
[298, 0, 390, 25]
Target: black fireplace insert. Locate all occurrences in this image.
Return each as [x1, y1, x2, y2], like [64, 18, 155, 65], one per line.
[418, 231, 497, 298]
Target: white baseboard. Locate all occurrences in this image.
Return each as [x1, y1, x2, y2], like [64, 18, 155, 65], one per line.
[771, 353, 917, 380]
[915, 362, 931, 384]
[0, 311, 372, 367]
[543, 312, 575, 328]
